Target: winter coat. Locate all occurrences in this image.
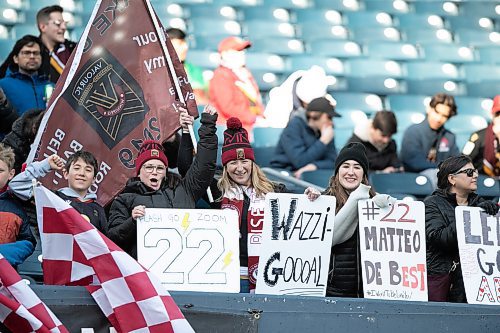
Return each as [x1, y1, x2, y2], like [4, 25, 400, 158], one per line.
[0, 69, 53, 116]
[271, 110, 337, 171]
[40, 39, 77, 84]
[107, 113, 218, 258]
[0, 192, 36, 267]
[425, 188, 488, 302]
[0, 96, 17, 140]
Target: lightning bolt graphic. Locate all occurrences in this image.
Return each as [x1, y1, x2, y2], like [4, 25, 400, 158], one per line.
[222, 250, 233, 270]
[181, 213, 190, 232]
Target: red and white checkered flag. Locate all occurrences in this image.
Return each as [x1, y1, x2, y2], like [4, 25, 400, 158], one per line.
[34, 185, 194, 333]
[0, 253, 68, 333]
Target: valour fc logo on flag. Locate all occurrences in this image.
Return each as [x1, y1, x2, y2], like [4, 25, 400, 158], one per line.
[63, 49, 149, 149]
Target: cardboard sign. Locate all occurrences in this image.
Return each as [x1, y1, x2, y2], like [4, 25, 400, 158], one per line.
[137, 208, 240, 293]
[456, 207, 500, 305]
[359, 199, 428, 301]
[255, 193, 335, 297]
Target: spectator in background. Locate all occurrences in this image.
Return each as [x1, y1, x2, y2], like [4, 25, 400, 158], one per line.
[400, 93, 460, 188]
[209, 37, 263, 135]
[348, 110, 402, 173]
[0, 35, 54, 117]
[36, 5, 76, 84]
[262, 65, 329, 128]
[425, 155, 499, 302]
[0, 88, 17, 140]
[463, 95, 500, 178]
[166, 28, 209, 105]
[0, 144, 36, 267]
[271, 96, 339, 178]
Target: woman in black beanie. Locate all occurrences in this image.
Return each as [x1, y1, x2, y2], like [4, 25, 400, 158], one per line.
[425, 155, 499, 302]
[323, 142, 394, 297]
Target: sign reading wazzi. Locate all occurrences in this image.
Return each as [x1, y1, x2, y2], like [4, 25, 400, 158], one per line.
[359, 199, 428, 301]
[137, 208, 240, 293]
[255, 194, 335, 297]
[456, 207, 500, 305]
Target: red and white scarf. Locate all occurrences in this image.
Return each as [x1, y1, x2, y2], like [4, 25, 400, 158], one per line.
[221, 186, 265, 291]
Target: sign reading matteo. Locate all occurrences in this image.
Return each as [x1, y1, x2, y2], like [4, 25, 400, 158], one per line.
[28, 0, 197, 205]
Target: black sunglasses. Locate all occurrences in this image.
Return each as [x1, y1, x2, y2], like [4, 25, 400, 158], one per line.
[452, 168, 478, 177]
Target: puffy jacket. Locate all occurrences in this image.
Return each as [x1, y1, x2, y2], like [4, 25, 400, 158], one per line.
[425, 189, 488, 302]
[107, 113, 218, 257]
[0, 96, 17, 140]
[0, 69, 53, 116]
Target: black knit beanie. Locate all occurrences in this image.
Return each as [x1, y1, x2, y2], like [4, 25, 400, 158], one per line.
[335, 142, 369, 175]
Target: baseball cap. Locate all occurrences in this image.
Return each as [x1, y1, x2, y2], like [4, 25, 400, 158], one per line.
[306, 97, 341, 118]
[218, 36, 251, 53]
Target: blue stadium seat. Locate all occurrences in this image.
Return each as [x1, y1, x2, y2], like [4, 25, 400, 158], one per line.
[299, 22, 348, 40]
[346, 59, 404, 79]
[252, 70, 283, 91]
[295, 8, 343, 25]
[364, 0, 410, 15]
[447, 114, 488, 133]
[246, 53, 286, 73]
[333, 92, 384, 114]
[301, 170, 332, 188]
[403, 28, 453, 44]
[286, 55, 344, 75]
[420, 44, 475, 63]
[454, 96, 494, 118]
[467, 84, 498, 99]
[0, 39, 14, 60]
[186, 50, 220, 69]
[254, 146, 276, 167]
[251, 37, 304, 55]
[351, 27, 401, 43]
[447, 16, 495, 31]
[188, 18, 241, 36]
[455, 133, 469, 151]
[455, 29, 499, 46]
[188, 5, 240, 20]
[11, 24, 38, 39]
[253, 127, 283, 147]
[413, 2, 458, 16]
[369, 173, 434, 199]
[364, 41, 419, 60]
[314, 0, 361, 11]
[393, 111, 426, 133]
[349, 77, 407, 94]
[0, 0, 26, 9]
[387, 94, 430, 113]
[243, 7, 291, 22]
[395, 13, 444, 29]
[476, 175, 500, 200]
[335, 128, 352, 150]
[212, 0, 263, 6]
[334, 110, 368, 130]
[308, 40, 361, 58]
[192, 35, 232, 51]
[460, 2, 498, 17]
[0, 7, 21, 25]
[263, 0, 312, 9]
[463, 64, 500, 83]
[407, 80, 466, 96]
[406, 61, 461, 80]
[344, 11, 393, 28]
[244, 20, 295, 38]
[478, 46, 500, 64]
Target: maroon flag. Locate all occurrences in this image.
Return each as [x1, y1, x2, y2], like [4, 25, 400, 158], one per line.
[28, 0, 197, 205]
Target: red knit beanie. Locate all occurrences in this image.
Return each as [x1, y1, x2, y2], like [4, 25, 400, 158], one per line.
[135, 140, 168, 175]
[221, 117, 255, 165]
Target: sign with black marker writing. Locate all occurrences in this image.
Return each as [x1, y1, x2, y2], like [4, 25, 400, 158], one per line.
[137, 208, 240, 292]
[456, 207, 500, 305]
[255, 193, 335, 297]
[359, 199, 428, 301]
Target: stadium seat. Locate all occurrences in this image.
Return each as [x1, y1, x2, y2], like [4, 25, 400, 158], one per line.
[243, 7, 291, 22]
[186, 50, 220, 69]
[335, 128, 352, 150]
[347, 77, 407, 95]
[446, 114, 488, 133]
[476, 176, 500, 200]
[364, 0, 410, 15]
[0, 7, 21, 25]
[344, 11, 393, 28]
[252, 127, 283, 147]
[188, 18, 241, 36]
[455, 133, 469, 151]
[455, 29, 500, 47]
[246, 53, 286, 73]
[0, 39, 14, 60]
[244, 20, 295, 38]
[264, 0, 312, 9]
[403, 28, 453, 44]
[346, 59, 404, 79]
[454, 96, 494, 119]
[407, 80, 466, 96]
[192, 35, 232, 51]
[463, 64, 500, 83]
[420, 44, 475, 63]
[254, 146, 276, 167]
[314, 0, 361, 11]
[351, 27, 401, 43]
[387, 94, 430, 113]
[299, 22, 348, 40]
[286, 55, 344, 75]
[334, 110, 368, 130]
[447, 16, 495, 31]
[0, 0, 25, 10]
[406, 61, 461, 81]
[364, 41, 419, 61]
[369, 172, 434, 199]
[413, 2, 459, 16]
[395, 13, 444, 29]
[11, 24, 38, 39]
[250, 37, 304, 55]
[333, 92, 384, 114]
[308, 40, 361, 58]
[211, 0, 263, 6]
[295, 8, 343, 25]
[188, 5, 240, 20]
[393, 111, 426, 132]
[459, 2, 498, 17]
[252, 70, 284, 91]
[478, 46, 500, 64]
[300, 169, 332, 188]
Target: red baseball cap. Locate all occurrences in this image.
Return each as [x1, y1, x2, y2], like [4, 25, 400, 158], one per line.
[218, 36, 251, 53]
[492, 95, 500, 116]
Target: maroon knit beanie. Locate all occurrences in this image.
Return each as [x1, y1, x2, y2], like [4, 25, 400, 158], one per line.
[135, 140, 168, 175]
[221, 117, 255, 165]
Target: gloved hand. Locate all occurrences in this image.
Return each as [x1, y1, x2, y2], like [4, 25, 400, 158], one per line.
[373, 194, 397, 208]
[477, 200, 500, 216]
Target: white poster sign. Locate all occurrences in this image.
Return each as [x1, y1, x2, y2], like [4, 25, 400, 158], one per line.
[359, 199, 428, 301]
[137, 208, 240, 293]
[255, 193, 335, 297]
[456, 207, 500, 305]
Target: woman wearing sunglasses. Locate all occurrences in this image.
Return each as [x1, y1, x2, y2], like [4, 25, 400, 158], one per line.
[425, 155, 499, 302]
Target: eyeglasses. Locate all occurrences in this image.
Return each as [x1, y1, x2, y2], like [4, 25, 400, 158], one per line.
[19, 50, 41, 57]
[142, 165, 166, 173]
[452, 168, 478, 177]
[306, 113, 331, 121]
[49, 19, 68, 28]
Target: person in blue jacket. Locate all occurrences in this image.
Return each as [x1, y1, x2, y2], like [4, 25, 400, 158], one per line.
[270, 96, 340, 178]
[0, 35, 54, 117]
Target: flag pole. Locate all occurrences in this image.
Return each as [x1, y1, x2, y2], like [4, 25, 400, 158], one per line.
[144, 0, 213, 202]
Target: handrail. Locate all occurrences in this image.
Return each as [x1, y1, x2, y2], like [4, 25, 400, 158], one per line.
[262, 167, 326, 192]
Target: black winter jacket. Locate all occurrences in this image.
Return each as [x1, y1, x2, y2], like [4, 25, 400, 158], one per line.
[107, 113, 218, 258]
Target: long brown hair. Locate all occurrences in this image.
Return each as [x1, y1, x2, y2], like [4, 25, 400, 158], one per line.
[217, 161, 274, 199]
[324, 173, 376, 213]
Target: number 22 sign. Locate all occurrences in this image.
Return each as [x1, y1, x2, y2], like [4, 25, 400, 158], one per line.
[137, 208, 240, 293]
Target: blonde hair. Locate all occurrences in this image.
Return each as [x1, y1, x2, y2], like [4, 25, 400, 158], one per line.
[324, 173, 375, 213]
[0, 143, 15, 170]
[217, 161, 274, 200]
